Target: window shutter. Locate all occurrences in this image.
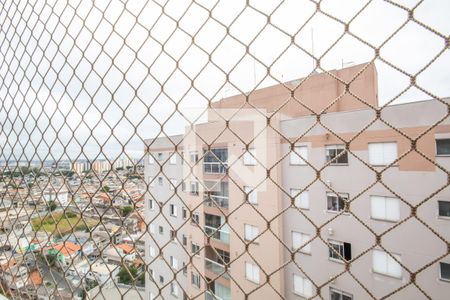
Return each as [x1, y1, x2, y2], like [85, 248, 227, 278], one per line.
[370, 196, 385, 219]
[369, 143, 383, 165]
[383, 142, 397, 164]
[385, 197, 400, 221]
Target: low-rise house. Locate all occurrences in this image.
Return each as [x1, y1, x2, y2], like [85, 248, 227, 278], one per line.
[102, 243, 136, 265]
[45, 241, 82, 269]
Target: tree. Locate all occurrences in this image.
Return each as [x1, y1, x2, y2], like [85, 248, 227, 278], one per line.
[121, 206, 133, 217]
[101, 186, 110, 193]
[45, 253, 58, 268]
[118, 265, 138, 285]
[48, 201, 57, 212]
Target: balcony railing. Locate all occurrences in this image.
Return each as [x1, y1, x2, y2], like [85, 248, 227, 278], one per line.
[205, 258, 230, 279]
[203, 162, 228, 174]
[206, 291, 225, 300]
[204, 225, 230, 244]
[204, 195, 229, 209]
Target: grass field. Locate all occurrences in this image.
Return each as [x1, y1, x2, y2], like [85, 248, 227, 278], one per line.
[31, 212, 98, 235]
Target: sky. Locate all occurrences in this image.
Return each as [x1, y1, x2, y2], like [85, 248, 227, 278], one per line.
[0, 0, 449, 163]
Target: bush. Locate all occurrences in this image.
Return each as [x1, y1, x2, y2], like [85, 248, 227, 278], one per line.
[121, 206, 133, 217]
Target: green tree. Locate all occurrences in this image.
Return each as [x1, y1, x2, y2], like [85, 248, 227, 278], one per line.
[101, 186, 110, 193]
[48, 201, 57, 212]
[118, 265, 138, 285]
[45, 253, 58, 268]
[121, 206, 133, 217]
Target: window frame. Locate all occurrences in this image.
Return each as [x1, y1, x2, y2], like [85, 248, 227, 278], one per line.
[291, 231, 311, 254]
[328, 240, 352, 262]
[290, 189, 309, 210]
[372, 249, 402, 279]
[325, 144, 348, 165]
[244, 224, 259, 243]
[330, 288, 353, 300]
[243, 148, 257, 166]
[439, 262, 450, 282]
[290, 145, 308, 165]
[438, 200, 450, 219]
[245, 262, 260, 284]
[326, 192, 349, 213]
[293, 274, 313, 298]
[169, 204, 177, 217]
[169, 152, 177, 164]
[368, 142, 398, 166]
[244, 186, 257, 204]
[436, 138, 450, 156]
[370, 195, 400, 222]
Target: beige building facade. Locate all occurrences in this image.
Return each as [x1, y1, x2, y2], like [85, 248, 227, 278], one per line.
[145, 63, 450, 300]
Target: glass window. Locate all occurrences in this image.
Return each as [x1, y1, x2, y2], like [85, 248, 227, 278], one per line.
[325, 145, 348, 165]
[290, 145, 308, 165]
[293, 274, 313, 297]
[244, 224, 259, 242]
[372, 250, 402, 278]
[368, 142, 398, 165]
[328, 240, 352, 261]
[244, 186, 257, 204]
[243, 148, 257, 165]
[245, 262, 259, 283]
[330, 288, 353, 300]
[292, 231, 311, 254]
[440, 262, 450, 281]
[290, 189, 309, 209]
[438, 201, 450, 217]
[327, 192, 348, 212]
[371, 196, 400, 221]
[436, 139, 450, 156]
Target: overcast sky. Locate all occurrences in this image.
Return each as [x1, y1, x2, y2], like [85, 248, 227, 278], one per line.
[0, 0, 449, 163]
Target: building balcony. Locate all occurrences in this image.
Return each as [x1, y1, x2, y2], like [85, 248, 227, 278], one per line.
[205, 225, 230, 244]
[204, 195, 229, 209]
[205, 258, 230, 279]
[203, 162, 228, 174]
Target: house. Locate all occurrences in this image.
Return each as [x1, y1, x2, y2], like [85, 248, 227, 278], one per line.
[102, 243, 136, 265]
[45, 241, 82, 268]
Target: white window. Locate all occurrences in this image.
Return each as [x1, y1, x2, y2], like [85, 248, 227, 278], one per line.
[244, 186, 257, 204]
[191, 243, 200, 255]
[190, 151, 198, 163]
[190, 181, 199, 195]
[170, 178, 177, 191]
[325, 144, 348, 164]
[169, 152, 177, 164]
[243, 148, 257, 165]
[370, 196, 400, 222]
[170, 282, 178, 296]
[293, 274, 313, 298]
[290, 145, 308, 165]
[328, 240, 352, 262]
[372, 250, 402, 278]
[290, 189, 309, 209]
[191, 272, 200, 288]
[327, 192, 348, 212]
[438, 201, 450, 218]
[330, 288, 353, 300]
[191, 212, 200, 224]
[368, 142, 397, 166]
[149, 224, 155, 234]
[148, 154, 155, 164]
[158, 177, 163, 185]
[170, 256, 178, 269]
[245, 262, 259, 283]
[244, 224, 259, 242]
[292, 231, 311, 254]
[149, 246, 156, 257]
[182, 207, 187, 219]
[169, 204, 177, 217]
[148, 199, 154, 210]
[157, 153, 163, 161]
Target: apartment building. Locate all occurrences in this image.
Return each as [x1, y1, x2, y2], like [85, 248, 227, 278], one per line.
[145, 63, 450, 300]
